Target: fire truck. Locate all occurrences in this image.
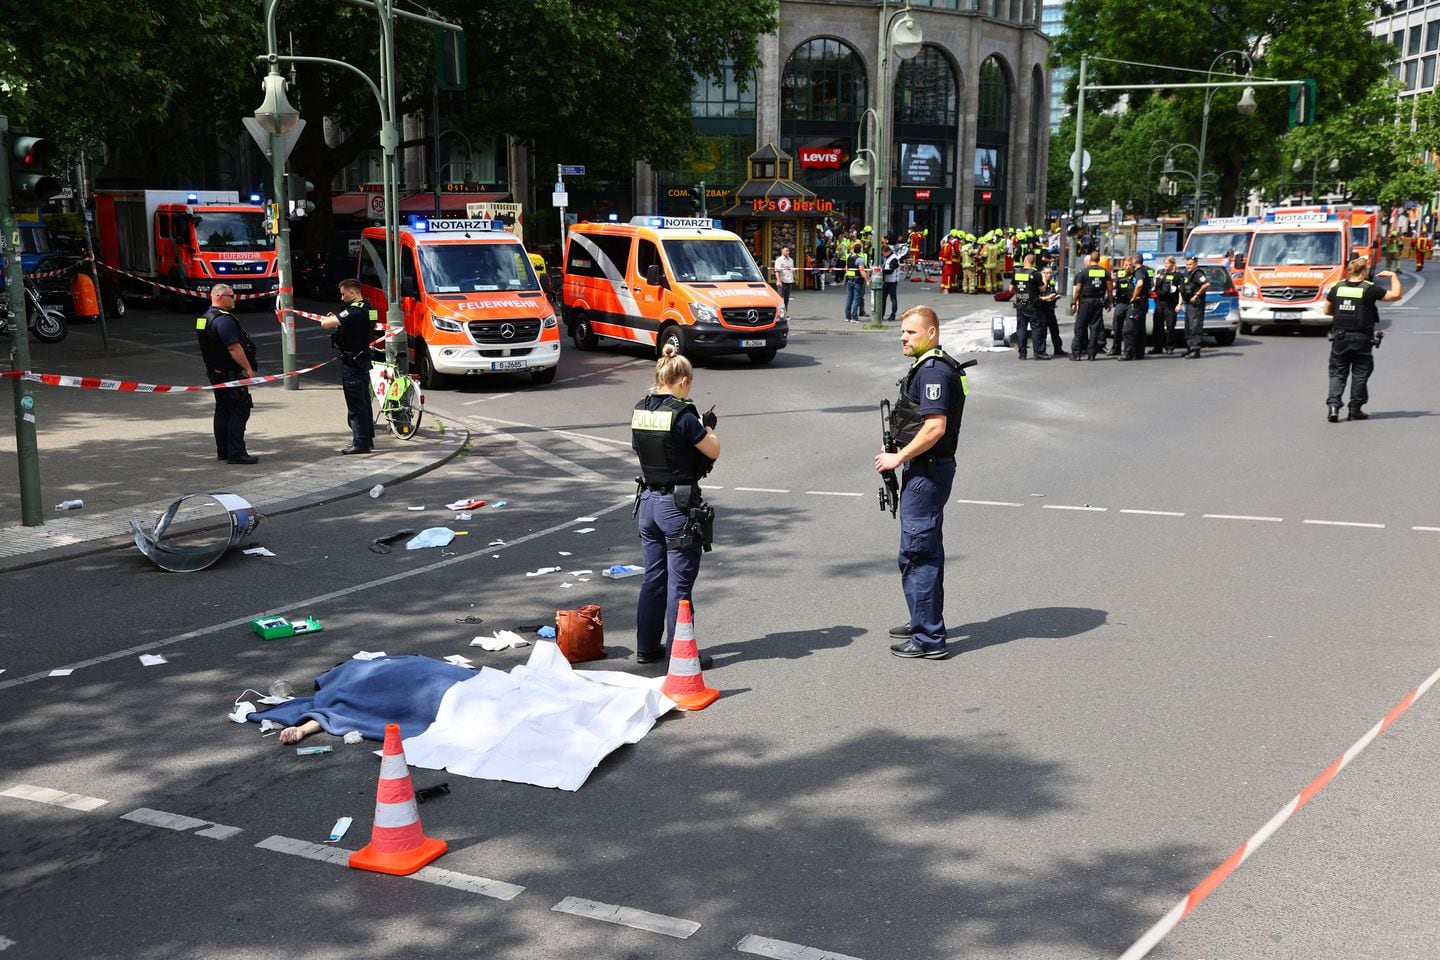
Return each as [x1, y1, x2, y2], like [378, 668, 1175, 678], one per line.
[94, 190, 278, 303]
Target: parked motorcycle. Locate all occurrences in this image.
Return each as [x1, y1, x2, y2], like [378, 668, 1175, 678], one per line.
[0, 281, 68, 343]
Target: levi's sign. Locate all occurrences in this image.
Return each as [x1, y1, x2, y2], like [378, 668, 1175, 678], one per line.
[799, 148, 842, 168]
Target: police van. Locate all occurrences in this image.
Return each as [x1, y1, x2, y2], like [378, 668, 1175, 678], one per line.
[563, 216, 788, 363]
[357, 217, 560, 388]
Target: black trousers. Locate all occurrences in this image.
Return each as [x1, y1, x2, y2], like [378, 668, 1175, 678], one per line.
[1041, 305, 1064, 352]
[341, 359, 375, 448]
[1073, 298, 1105, 356]
[882, 281, 898, 319]
[1152, 301, 1178, 350]
[1015, 305, 1043, 356]
[211, 382, 252, 459]
[1328, 331, 1375, 409]
[1184, 299, 1206, 351]
[1123, 305, 1148, 358]
[1109, 303, 1130, 354]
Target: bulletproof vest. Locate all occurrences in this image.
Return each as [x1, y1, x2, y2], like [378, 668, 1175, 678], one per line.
[1012, 268, 1038, 306]
[196, 307, 256, 373]
[1080, 266, 1108, 299]
[1129, 267, 1150, 301]
[890, 350, 966, 459]
[1330, 282, 1378, 332]
[845, 254, 861, 278]
[632, 395, 710, 486]
[1114, 268, 1133, 295]
[1155, 272, 1178, 300]
[333, 298, 378, 354]
[1182, 268, 1206, 298]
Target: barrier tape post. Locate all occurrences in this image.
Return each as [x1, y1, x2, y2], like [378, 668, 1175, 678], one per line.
[1117, 660, 1440, 960]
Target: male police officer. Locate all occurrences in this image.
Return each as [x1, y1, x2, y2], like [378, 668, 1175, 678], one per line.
[196, 284, 259, 464]
[1071, 254, 1111, 360]
[1120, 254, 1151, 361]
[876, 305, 967, 659]
[1150, 256, 1181, 354]
[844, 243, 868, 322]
[1180, 255, 1211, 359]
[1010, 253, 1047, 360]
[320, 278, 377, 454]
[1109, 258, 1133, 357]
[1323, 257, 1401, 421]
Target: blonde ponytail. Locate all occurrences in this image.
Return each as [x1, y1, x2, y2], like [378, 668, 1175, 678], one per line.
[653, 343, 694, 392]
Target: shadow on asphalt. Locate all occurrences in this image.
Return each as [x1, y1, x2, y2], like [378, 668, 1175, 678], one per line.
[1363, 409, 1437, 419]
[951, 606, 1109, 653]
[703, 624, 863, 664]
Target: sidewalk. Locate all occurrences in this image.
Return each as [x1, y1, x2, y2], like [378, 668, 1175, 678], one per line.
[0, 321, 465, 572]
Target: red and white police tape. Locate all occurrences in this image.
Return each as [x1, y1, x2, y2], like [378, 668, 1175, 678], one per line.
[0, 362, 331, 392]
[1116, 659, 1440, 960]
[91, 259, 276, 301]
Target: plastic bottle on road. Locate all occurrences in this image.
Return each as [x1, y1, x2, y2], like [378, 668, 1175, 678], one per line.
[369, 484, 384, 499]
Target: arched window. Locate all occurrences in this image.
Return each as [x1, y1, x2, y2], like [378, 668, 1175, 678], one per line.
[977, 57, 1011, 133]
[894, 45, 958, 126]
[1027, 66, 1046, 218]
[973, 56, 1012, 232]
[782, 38, 868, 123]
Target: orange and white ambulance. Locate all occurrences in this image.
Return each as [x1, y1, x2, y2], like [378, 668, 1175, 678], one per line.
[357, 216, 560, 388]
[1237, 207, 1351, 332]
[1348, 206, 1381, 267]
[563, 216, 788, 363]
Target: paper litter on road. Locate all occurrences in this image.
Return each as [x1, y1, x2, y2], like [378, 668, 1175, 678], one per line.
[352, 650, 387, 661]
[406, 527, 455, 550]
[471, 630, 531, 651]
[573, 527, 596, 534]
[444, 655, 476, 669]
[48, 669, 74, 677]
[488, 539, 506, 546]
[603, 564, 644, 580]
[525, 566, 562, 577]
[326, 816, 353, 843]
[561, 582, 573, 588]
[558, 551, 572, 556]
[568, 570, 593, 576]
[577, 577, 591, 583]
[489, 501, 507, 509]
[228, 701, 256, 723]
[446, 498, 487, 511]
[575, 516, 598, 523]
[242, 547, 276, 557]
[139, 654, 168, 667]
[454, 512, 472, 521]
[407, 506, 425, 511]
[259, 719, 282, 736]
[343, 730, 363, 744]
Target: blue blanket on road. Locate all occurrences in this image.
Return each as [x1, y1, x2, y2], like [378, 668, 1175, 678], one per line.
[249, 655, 473, 741]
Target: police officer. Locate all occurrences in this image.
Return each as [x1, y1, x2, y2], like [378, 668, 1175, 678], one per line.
[320, 278, 377, 454]
[1010, 253, 1047, 360]
[1070, 254, 1111, 360]
[1323, 258, 1401, 421]
[631, 344, 721, 664]
[196, 283, 259, 464]
[1120, 254, 1151, 361]
[1108, 258, 1132, 357]
[1180, 255, 1210, 359]
[1150, 256, 1181, 354]
[1037, 266, 1067, 356]
[843, 242, 867, 322]
[875, 305, 967, 659]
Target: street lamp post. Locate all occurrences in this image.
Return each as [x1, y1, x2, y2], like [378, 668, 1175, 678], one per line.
[253, 64, 301, 390]
[865, 3, 922, 329]
[1197, 50, 1257, 225]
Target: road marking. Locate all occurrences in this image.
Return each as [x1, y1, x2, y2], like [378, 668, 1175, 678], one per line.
[551, 895, 700, 939]
[732, 486, 790, 493]
[121, 807, 242, 840]
[1119, 509, 1186, 517]
[1303, 519, 1385, 529]
[955, 498, 1023, 507]
[805, 490, 864, 497]
[736, 934, 866, 960]
[1414, 526, 1440, 532]
[471, 422, 609, 482]
[413, 865, 525, 901]
[255, 834, 351, 865]
[0, 783, 108, 812]
[1043, 504, 1107, 512]
[1203, 514, 1283, 522]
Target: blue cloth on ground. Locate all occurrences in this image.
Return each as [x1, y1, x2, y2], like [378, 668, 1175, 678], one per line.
[249, 655, 473, 741]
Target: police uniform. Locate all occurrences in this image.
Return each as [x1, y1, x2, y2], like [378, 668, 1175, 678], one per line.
[1072, 263, 1110, 359]
[196, 305, 257, 461]
[1037, 273, 1066, 355]
[1151, 267, 1181, 353]
[1325, 278, 1386, 419]
[632, 395, 713, 659]
[333, 296, 377, 453]
[1181, 263, 1211, 357]
[889, 348, 966, 656]
[844, 248, 867, 321]
[1011, 264, 1045, 359]
[1109, 265, 1132, 356]
[1122, 263, 1151, 360]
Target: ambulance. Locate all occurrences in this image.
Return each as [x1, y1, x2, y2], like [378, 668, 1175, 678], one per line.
[1237, 207, 1351, 332]
[356, 216, 560, 388]
[1182, 216, 1259, 281]
[1348, 206, 1381, 266]
[563, 216, 787, 363]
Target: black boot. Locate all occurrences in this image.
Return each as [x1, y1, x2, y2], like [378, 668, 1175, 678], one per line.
[1327, 404, 1341, 423]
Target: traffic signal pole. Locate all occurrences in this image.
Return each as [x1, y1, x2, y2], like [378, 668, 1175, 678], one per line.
[0, 114, 44, 527]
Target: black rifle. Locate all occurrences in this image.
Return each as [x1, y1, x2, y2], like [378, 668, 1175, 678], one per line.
[878, 399, 899, 518]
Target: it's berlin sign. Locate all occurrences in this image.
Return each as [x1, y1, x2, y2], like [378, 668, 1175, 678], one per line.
[750, 197, 835, 213]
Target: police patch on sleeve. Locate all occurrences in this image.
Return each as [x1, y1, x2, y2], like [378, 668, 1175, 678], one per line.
[925, 383, 942, 401]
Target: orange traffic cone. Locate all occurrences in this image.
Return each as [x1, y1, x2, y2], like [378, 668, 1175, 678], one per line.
[661, 600, 720, 711]
[348, 723, 447, 876]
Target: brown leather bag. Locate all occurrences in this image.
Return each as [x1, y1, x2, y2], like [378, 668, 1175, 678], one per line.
[556, 605, 606, 663]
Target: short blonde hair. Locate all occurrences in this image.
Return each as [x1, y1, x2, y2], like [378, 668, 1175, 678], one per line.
[653, 342, 693, 391]
[900, 305, 939, 332]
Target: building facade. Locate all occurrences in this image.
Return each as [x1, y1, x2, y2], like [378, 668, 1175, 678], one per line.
[1370, 1, 1440, 98]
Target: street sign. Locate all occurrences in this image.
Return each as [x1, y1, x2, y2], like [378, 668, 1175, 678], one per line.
[560, 165, 586, 176]
[242, 117, 305, 161]
[1082, 213, 1108, 225]
[368, 193, 384, 221]
[1068, 150, 1092, 175]
[552, 191, 568, 208]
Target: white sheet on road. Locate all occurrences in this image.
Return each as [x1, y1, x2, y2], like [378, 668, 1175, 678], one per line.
[402, 642, 674, 791]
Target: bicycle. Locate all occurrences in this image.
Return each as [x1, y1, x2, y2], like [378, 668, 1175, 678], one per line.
[369, 360, 425, 439]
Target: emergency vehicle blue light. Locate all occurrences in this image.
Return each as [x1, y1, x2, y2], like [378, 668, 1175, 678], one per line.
[408, 216, 430, 232]
[248, 193, 261, 203]
[647, 217, 665, 228]
[607, 213, 619, 222]
[186, 193, 199, 202]
[491, 219, 504, 230]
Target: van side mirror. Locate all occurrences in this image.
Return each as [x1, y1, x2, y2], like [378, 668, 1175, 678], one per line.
[645, 264, 665, 287]
[400, 275, 419, 300]
[1233, 255, 1246, 270]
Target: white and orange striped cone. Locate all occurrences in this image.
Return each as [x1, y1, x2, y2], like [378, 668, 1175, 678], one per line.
[348, 723, 447, 876]
[661, 599, 720, 711]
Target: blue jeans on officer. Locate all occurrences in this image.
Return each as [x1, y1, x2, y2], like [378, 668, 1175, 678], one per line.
[845, 278, 864, 320]
[899, 460, 955, 651]
[636, 491, 702, 657]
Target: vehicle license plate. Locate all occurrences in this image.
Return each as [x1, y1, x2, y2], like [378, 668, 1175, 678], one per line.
[232, 283, 253, 291]
[739, 339, 766, 348]
[491, 359, 528, 371]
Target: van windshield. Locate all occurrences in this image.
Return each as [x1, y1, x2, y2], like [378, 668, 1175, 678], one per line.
[662, 239, 764, 283]
[193, 213, 273, 252]
[1185, 230, 1251, 260]
[1249, 231, 1343, 266]
[419, 243, 539, 293]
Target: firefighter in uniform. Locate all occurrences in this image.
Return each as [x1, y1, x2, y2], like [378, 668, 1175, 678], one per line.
[983, 234, 1003, 293]
[1011, 254, 1047, 360]
[1119, 254, 1151, 361]
[1323, 258, 1401, 421]
[1180, 255, 1211, 358]
[1150, 256, 1181, 354]
[1109, 259, 1132, 357]
[938, 231, 955, 293]
[320, 278, 377, 454]
[1070, 255, 1111, 360]
[1414, 232, 1431, 271]
[909, 227, 925, 267]
[196, 283, 259, 464]
[631, 344, 721, 664]
[961, 234, 977, 294]
[875, 305, 967, 660]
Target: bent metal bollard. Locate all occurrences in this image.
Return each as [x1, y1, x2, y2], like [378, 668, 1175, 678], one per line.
[130, 492, 259, 573]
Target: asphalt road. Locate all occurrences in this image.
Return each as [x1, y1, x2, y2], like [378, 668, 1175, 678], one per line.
[2, 277, 1439, 960]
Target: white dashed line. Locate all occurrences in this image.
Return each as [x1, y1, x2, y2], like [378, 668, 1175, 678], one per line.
[1203, 514, 1283, 523]
[1043, 504, 1107, 512]
[121, 807, 242, 840]
[255, 834, 351, 865]
[732, 486, 790, 493]
[805, 490, 864, 497]
[1, 784, 108, 812]
[1119, 509, 1186, 517]
[1414, 526, 1440, 532]
[551, 896, 701, 939]
[736, 934, 866, 960]
[955, 498, 1023, 507]
[253, 835, 525, 899]
[1303, 519, 1386, 529]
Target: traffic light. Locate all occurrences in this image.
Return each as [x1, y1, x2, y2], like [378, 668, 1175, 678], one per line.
[689, 182, 705, 212]
[285, 173, 315, 218]
[435, 29, 467, 92]
[1289, 79, 1316, 127]
[6, 132, 62, 205]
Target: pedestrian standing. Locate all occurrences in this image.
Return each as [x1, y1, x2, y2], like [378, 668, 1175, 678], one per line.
[1150, 256, 1181, 354]
[1120, 254, 1151, 361]
[1037, 266, 1067, 356]
[881, 243, 902, 321]
[1180, 255, 1211, 359]
[1070, 254, 1111, 360]
[631, 344, 721, 664]
[843, 243, 866, 322]
[319, 278, 377, 454]
[856, 232, 871, 317]
[773, 245, 795, 312]
[875, 305, 967, 660]
[1323, 258, 1401, 422]
[1010, 253, 1047, 360]
[1109, 259, 1132, 357]
[196, 284, 259, 464]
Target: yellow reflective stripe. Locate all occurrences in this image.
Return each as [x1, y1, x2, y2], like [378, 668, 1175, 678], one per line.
[1087, 268, 1106, 277]
[195, 318, 208, 329]
[1014, 271, 1031, 281]
[630, 409, 674, 431]
[1334, 286, 1365, 299]
[960, 375, 969, 396]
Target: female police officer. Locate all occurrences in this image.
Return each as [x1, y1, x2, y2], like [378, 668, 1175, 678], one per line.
[631, 344, 720, 664]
